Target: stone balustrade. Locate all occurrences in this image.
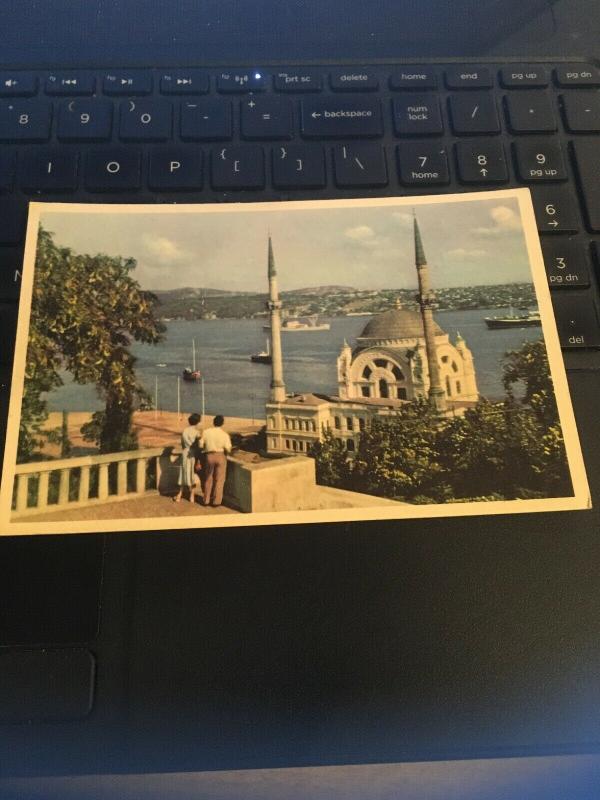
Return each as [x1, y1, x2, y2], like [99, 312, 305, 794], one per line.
[12, 447, 165, 517]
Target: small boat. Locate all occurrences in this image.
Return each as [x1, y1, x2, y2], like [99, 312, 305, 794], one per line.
[263, 315, 330, 332]
[182, 339, 201, 381]
[250, 339, 272, 364]
[484, 309, 541, 329]
[156, 363, 167, 368]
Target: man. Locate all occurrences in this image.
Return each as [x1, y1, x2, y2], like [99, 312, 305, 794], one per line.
[200, 415, 232, 507]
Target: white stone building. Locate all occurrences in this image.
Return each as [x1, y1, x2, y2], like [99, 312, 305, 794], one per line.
[264, 217, 479, 457]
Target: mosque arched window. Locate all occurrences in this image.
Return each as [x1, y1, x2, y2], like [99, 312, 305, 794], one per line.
[441, 355, 449, 364]
[362, 365, 372, 379]
[398, 388, 407, 400]
[451, 361, 459, 373]
[346, 439, 355, 452]
[456, 380, 462, 394]
[379, 379, 389, 398]
[374, 358, 388, 368]
[361, 386, 370, 398]
[391, 365, 404, 381]
[445, 376, 452, 396]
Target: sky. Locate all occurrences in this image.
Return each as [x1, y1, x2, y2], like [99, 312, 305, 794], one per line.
[39, 197, 533, 293]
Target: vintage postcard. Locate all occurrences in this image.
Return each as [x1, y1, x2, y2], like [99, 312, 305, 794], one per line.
[0, 191, 590, 535]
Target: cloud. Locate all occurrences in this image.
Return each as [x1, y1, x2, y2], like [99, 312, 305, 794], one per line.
[446, 247, 487, 259]
[140, 233, 187, 265]
[474, 205, 522, 237]
[344, 225, 376, 241]
[391, 211, 413, 227]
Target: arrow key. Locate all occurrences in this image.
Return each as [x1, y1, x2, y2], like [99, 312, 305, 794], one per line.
[531, 186, 579, 234]
[455, 140, 508, 183]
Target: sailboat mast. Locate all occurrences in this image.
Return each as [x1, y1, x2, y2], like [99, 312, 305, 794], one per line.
[192, 338, 196, 372]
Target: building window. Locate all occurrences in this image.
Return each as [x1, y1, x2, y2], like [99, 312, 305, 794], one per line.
[445, 376, 452, 396]
[456, 380, 461, 394]
[361, 385, 370, 398]
[270, 437, 276, 448]
[441, 355, 449, 364]
[298, 440, 304, 451]
[451, 360, 459, 373]
[285, 439, 290, 449]
[379, 379, 389, 398]
[346, 417, 354, 431]
[346, 439, 355, 452]
[292, 440, 298, 451]
[285, 418, 290, 429]
[362, 365, 372, 379]
[398, 387, 407, 400]
[310, 420, 316, 432]
[391, 365, 404, 381]
[334, 416, 341, 429]
[374, 358, 388, 368]
[359, 418, 365, 432]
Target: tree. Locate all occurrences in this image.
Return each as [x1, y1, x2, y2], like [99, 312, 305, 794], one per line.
[18, 226, 165, 461]
[309, 428, 352, 489]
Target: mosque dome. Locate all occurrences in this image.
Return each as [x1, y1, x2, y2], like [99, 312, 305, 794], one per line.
[358, 306, 444, 343]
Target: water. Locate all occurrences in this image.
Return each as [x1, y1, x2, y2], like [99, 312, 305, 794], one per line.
[46, 310, 543, 418]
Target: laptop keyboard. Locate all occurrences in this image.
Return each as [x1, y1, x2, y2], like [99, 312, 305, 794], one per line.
[0, 61, 599, 356]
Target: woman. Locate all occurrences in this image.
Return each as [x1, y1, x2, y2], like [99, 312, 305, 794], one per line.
[173, 413, 202, 504]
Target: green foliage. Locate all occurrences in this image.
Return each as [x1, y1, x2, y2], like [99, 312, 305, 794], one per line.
[312, 340, 572, 502]
[18, 226, 164, 461]
[309, 428, 352, 489]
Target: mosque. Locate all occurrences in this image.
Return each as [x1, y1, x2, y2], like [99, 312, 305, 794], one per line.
[264, 215, 479, 456]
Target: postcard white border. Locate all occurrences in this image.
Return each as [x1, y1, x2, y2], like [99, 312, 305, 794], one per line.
[0, 190, 591, 535]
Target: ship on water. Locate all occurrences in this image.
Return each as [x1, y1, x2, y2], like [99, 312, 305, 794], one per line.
[263, 314, 330, 332]
[250, 339, 272, 364]
[484, 308, 541, 329]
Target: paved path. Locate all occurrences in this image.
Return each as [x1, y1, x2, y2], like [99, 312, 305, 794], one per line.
[16, 492, 239, 523]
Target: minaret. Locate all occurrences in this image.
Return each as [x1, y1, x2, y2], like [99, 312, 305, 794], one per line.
[267, 235, 286, 402]
[413, 213, 446, 412]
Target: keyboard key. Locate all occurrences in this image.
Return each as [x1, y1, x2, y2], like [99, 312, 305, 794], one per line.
[20, 149, 78, 192]
[217, 71, 266, 93]
[333, 144, 387, 187]
[0, 303, 18, 363]
[445, 67, 493, 89]
[148, 147, 203, 190]
[300, 98, 382, 138]
[455, 140, 508, 183]
[103, 71, 152, 95]
[0, 102, 52, 142]
[160, 71, 209, 95]
[555, 65, 600, 87]
[119, 100, 172, 141]
[552, 293, 600, 348]
[448, 93, 500, 134]
[0, 197, 26, 244]
[542, 239, 590, 288]
[274, 70, 322, 92]
[397, 143, 449, 185]
[180, 100, 232, 141]
[0, 73, 37, 97]
[0, 150, 16, 191]
[531, 186, 579, 234]
[57, 99, 113, 141]
[272, 145, 326, 188]
[514, 140, 567, 181]
[0, 248, 23, 302]
[241, 97, 293, 140]
[85, 149, 142, 191]
[561, 92, 600, 132]
[211, 145, 265, 189]
[389, 68, 437, 91]
[571, 140, 600, 232]
[505, 92, 556, 133]
[45, 73, 95, 95]
[500, 66, 548, 88]
[392, 94, 443, 136]
[330, 69, 378, 91]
